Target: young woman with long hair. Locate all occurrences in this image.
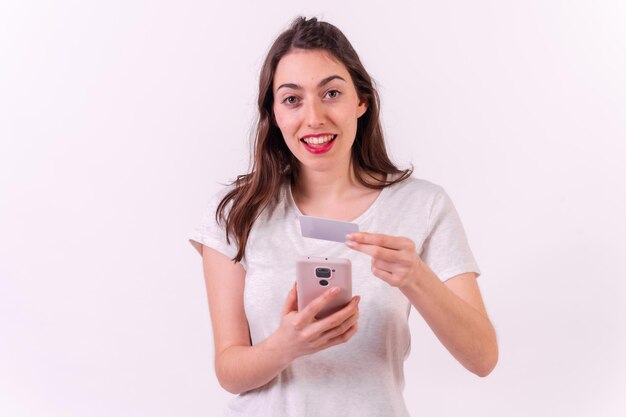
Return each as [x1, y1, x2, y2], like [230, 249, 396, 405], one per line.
[190, 16, 497, 417]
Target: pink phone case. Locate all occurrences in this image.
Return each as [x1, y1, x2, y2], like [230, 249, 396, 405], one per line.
[296, 256, 352, 319]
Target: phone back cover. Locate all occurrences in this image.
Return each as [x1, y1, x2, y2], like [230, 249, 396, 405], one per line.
[296, 257, 352, 319]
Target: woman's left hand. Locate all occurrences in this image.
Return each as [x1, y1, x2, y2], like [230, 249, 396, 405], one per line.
[345, 232, 423, 289]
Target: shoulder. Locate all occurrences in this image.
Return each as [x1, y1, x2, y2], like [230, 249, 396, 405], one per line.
[370, 176, 447, 225]
[207, 179, 290, 206]
[385, 175, 462, 222]
[193, 183, 239, 225]
[206, 182, 241, 207]
[385, 175, 445, 201]
[205, 180, 290, 223]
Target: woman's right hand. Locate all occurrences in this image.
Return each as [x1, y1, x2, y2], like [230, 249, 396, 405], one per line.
[269, 283, 360, 362]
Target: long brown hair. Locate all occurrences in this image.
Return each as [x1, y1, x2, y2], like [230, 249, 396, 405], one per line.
[217, 16, 412, 263]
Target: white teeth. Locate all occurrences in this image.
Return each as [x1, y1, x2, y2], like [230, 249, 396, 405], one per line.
[302, 135, 334, 145]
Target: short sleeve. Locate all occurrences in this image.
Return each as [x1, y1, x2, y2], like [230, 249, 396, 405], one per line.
[420, 189, 480, 281]
[188, 188, 243, 267]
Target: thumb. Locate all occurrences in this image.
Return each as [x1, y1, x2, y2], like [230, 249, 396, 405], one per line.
[281, 282, 298, 316]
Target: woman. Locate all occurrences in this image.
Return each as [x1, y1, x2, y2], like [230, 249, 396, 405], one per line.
[190, 16, 498, 417]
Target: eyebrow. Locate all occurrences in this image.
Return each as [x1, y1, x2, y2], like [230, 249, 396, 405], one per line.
[276, 75, 347, 92]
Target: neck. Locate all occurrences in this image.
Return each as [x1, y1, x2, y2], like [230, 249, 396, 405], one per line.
[294, 162, 359, 203]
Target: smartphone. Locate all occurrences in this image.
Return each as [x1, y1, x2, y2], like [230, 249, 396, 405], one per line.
[296, 256, 352, 319]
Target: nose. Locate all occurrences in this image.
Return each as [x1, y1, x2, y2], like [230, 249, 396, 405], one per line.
[304, 99, 325, 128]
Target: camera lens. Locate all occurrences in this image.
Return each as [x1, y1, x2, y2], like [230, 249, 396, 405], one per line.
[319, 279, 329, 286]
[315, 267, 331, 278]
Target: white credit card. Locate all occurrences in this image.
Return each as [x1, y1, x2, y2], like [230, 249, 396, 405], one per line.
[298, 215, 359, 243]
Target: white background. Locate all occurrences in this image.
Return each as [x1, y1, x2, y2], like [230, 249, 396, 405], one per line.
[1, 1, 625, 416]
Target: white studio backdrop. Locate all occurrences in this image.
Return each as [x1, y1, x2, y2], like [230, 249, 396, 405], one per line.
[1, 1, 625, 416]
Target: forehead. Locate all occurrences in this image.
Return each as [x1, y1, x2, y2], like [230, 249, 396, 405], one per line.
[273, 49, 351, 89]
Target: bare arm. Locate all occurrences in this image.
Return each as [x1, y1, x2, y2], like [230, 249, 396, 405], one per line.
[346, 233, 498, 377]
[401, 268, 498, 377]
[201, 245, 286, 393]
[201, 245, 360, 394]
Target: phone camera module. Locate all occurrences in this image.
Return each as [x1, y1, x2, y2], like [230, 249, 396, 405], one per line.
[319, 279, 329, 286]
[315, 267, 332, 278]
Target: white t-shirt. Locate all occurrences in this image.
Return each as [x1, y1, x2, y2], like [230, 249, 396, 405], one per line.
[189, 176, 480, 417]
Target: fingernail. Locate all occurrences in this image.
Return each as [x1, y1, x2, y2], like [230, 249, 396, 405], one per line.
[356, 296, 361, 305]
[331, 287, 340, 295]
[346, 233, 354, 240]
[345, 240, 356, 248]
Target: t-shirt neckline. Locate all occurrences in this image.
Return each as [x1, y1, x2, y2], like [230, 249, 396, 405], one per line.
[287, 175, 390, 224]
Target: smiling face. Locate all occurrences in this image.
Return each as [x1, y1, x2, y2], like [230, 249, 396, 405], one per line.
[272, 49, 367, 176]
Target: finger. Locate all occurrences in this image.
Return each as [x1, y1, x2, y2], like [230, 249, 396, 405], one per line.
[346, 232, 413, 250]
[308, 295, 360, 335]
[316, 308, 359, 343]
[298, 286, 342, 322]
[281, 282, 298, 316]
[371, 265, 394, 282]
[372, 258, 396, 273]
[346, 239, 404, 262]
[323, 322, 358, 349]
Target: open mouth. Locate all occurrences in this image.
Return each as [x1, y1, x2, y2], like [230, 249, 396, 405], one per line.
[300, 134, 337, 154]
[300, 134, 336, 146]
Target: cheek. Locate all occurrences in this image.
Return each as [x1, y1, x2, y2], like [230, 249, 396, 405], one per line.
[273, 109, 295, 134]
[335, 108, 359, 131]
[273, 111, 299, 152]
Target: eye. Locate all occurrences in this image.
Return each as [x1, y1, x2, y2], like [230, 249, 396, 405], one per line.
[325, 89, 341, 99]
[282, 96, 299, 105]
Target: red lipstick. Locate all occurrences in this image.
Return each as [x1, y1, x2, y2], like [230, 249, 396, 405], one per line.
[300, 133, 336, 154]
